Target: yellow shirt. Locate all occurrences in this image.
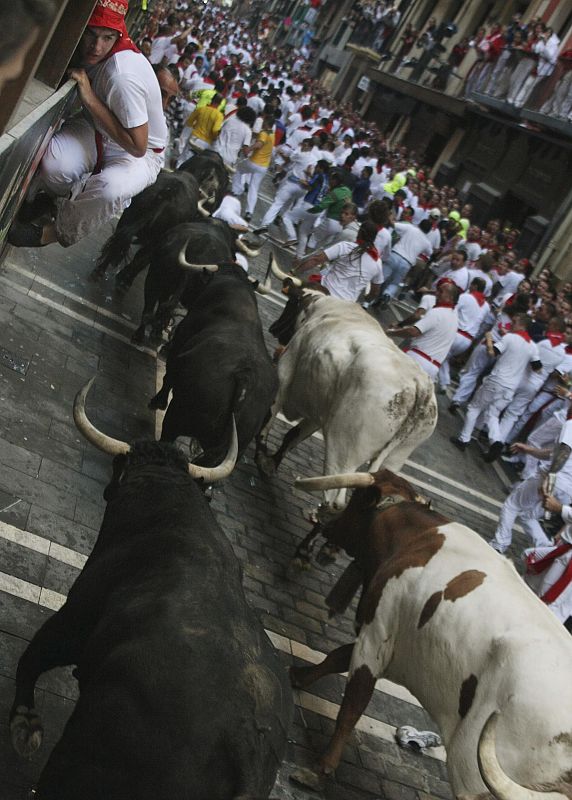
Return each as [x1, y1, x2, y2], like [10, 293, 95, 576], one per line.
[186, 105, 224, 144]
[250, 131, 274, 168]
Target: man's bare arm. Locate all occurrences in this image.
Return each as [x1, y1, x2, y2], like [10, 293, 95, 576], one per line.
[70, 68, 149, 158]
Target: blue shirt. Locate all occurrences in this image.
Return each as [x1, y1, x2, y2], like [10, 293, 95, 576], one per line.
[304, 173, 329, 205]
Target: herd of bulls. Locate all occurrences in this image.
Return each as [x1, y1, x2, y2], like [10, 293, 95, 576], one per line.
[8, 156, 572, 799]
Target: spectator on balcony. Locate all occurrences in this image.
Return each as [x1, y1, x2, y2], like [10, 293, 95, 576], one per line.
[474, 23, 506, 94]
[8, 0, 168, 249]
[448, 37, 469, 69]
[506, 21, 546, 106]
[539, 48, 572, 120]
[510, 26, 560, 108]
[375, 4, 401, 54]
[390, 23, 418, 73]
[486, 29, 527, 97]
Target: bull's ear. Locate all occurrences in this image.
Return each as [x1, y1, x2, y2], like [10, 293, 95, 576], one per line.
[360, 485, 382, 508]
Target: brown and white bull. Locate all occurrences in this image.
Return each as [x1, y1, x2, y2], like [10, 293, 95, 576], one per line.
[289, 468, 572, 800]
[257, 260, 438, 515]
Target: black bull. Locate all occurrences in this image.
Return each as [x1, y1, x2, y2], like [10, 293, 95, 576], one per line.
[92, 150, 229, 285]
[92, 170, 202, 282]
[10, 438, 293, 800]
[150, 262, 278, 464]
[132, 220, 237, 342]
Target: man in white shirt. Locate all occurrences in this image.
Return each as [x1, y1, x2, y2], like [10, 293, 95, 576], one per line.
[467, 252, 495, 296]
[498, 318, 568, 445]
[432, 249, 470, 292]
[9, 0, 167, 249]
[438, 277, 489, 391]
[212, 105, 255, 167]
[451, 313, 541, 458]
[490, 414, 572, 554]
[378, 218, 433, 303]
[255, 139, 316, 232]
[385, 280, 458, 381]
[293, 221, 384, 304]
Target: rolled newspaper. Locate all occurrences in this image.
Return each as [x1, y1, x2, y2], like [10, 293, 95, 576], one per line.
[544, 472, 557, 520]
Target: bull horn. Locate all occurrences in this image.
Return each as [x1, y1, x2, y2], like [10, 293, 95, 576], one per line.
[73, 378, 130, 457]
[178, 241, 219, 272]
[296, 473, 375, 492]
[197, 197, 211, 218]
[477, 712, 566, 800]
[187, 415, 238, 482]
[237, 238, 260, 257]
[253, 277, 272, 295]
[270, 256, 302, 288]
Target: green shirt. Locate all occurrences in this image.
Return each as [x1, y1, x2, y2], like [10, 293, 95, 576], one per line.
[310, 185, 352, 220]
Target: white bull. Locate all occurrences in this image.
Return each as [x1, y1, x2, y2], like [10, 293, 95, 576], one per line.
[257, 283, 438, 510]
[290, 468, 572, 800]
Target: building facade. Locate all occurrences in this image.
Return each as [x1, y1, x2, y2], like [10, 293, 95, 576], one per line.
[309, 0, 572, 279]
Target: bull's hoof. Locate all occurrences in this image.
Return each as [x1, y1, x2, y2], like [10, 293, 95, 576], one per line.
[255, 451, 277, 477]
[289, 767, 326, 792]
[10, 706, 43, 758]
[316, 543, 340, 566]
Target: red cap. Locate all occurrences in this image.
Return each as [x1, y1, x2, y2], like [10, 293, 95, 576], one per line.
[88, 0, 129, 37]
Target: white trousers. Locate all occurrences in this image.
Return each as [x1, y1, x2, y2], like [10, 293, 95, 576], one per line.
[492, 473, 571, 551]
[311, 216, 343, 251]
[498, 375, 545, 443]
[438, 333, 472, 388]
[452, 344, 492, 405]
[459, 377, 513, 444]
[296, 209, 324, 258]
[524, 545, 572, 623]
[260, 180, 306, 227]
[282, 198, 312, 241]
[406, 351, 439, 382]
[521, 415, 564, 480]
[38, 116, 163, 246]
[231, 160, 267, 215]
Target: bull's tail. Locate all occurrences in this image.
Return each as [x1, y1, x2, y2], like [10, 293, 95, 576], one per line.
[96, 213, 142, 272]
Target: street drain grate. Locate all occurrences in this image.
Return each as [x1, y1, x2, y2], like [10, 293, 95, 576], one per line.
[0, 347, 29, 375]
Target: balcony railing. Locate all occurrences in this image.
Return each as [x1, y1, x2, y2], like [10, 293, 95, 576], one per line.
[468, 49, 572, 136]
[344, 26, 572, 138]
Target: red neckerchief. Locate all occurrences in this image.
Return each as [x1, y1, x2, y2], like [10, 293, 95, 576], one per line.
[546, 332, 565, 348]
[434, 302, 456, 309]
[357, 240, 379, 260]
[566, 345, 572, 354]
[470, 291, 486, 307]
[526, 542, 572, 605]
[511, 330, 532, 342]
[504, 293, 516, 307]
[376, 224, 385, 232]
[105, 32, 140, 57]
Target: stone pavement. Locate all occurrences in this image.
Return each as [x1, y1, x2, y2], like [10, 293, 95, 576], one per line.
[0, 175, 530, 800]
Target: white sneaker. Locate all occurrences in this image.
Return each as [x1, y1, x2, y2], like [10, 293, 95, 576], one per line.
[395, 726, 442, 750]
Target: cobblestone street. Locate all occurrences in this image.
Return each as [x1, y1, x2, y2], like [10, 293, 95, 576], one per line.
[0, 177, 527, 800]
